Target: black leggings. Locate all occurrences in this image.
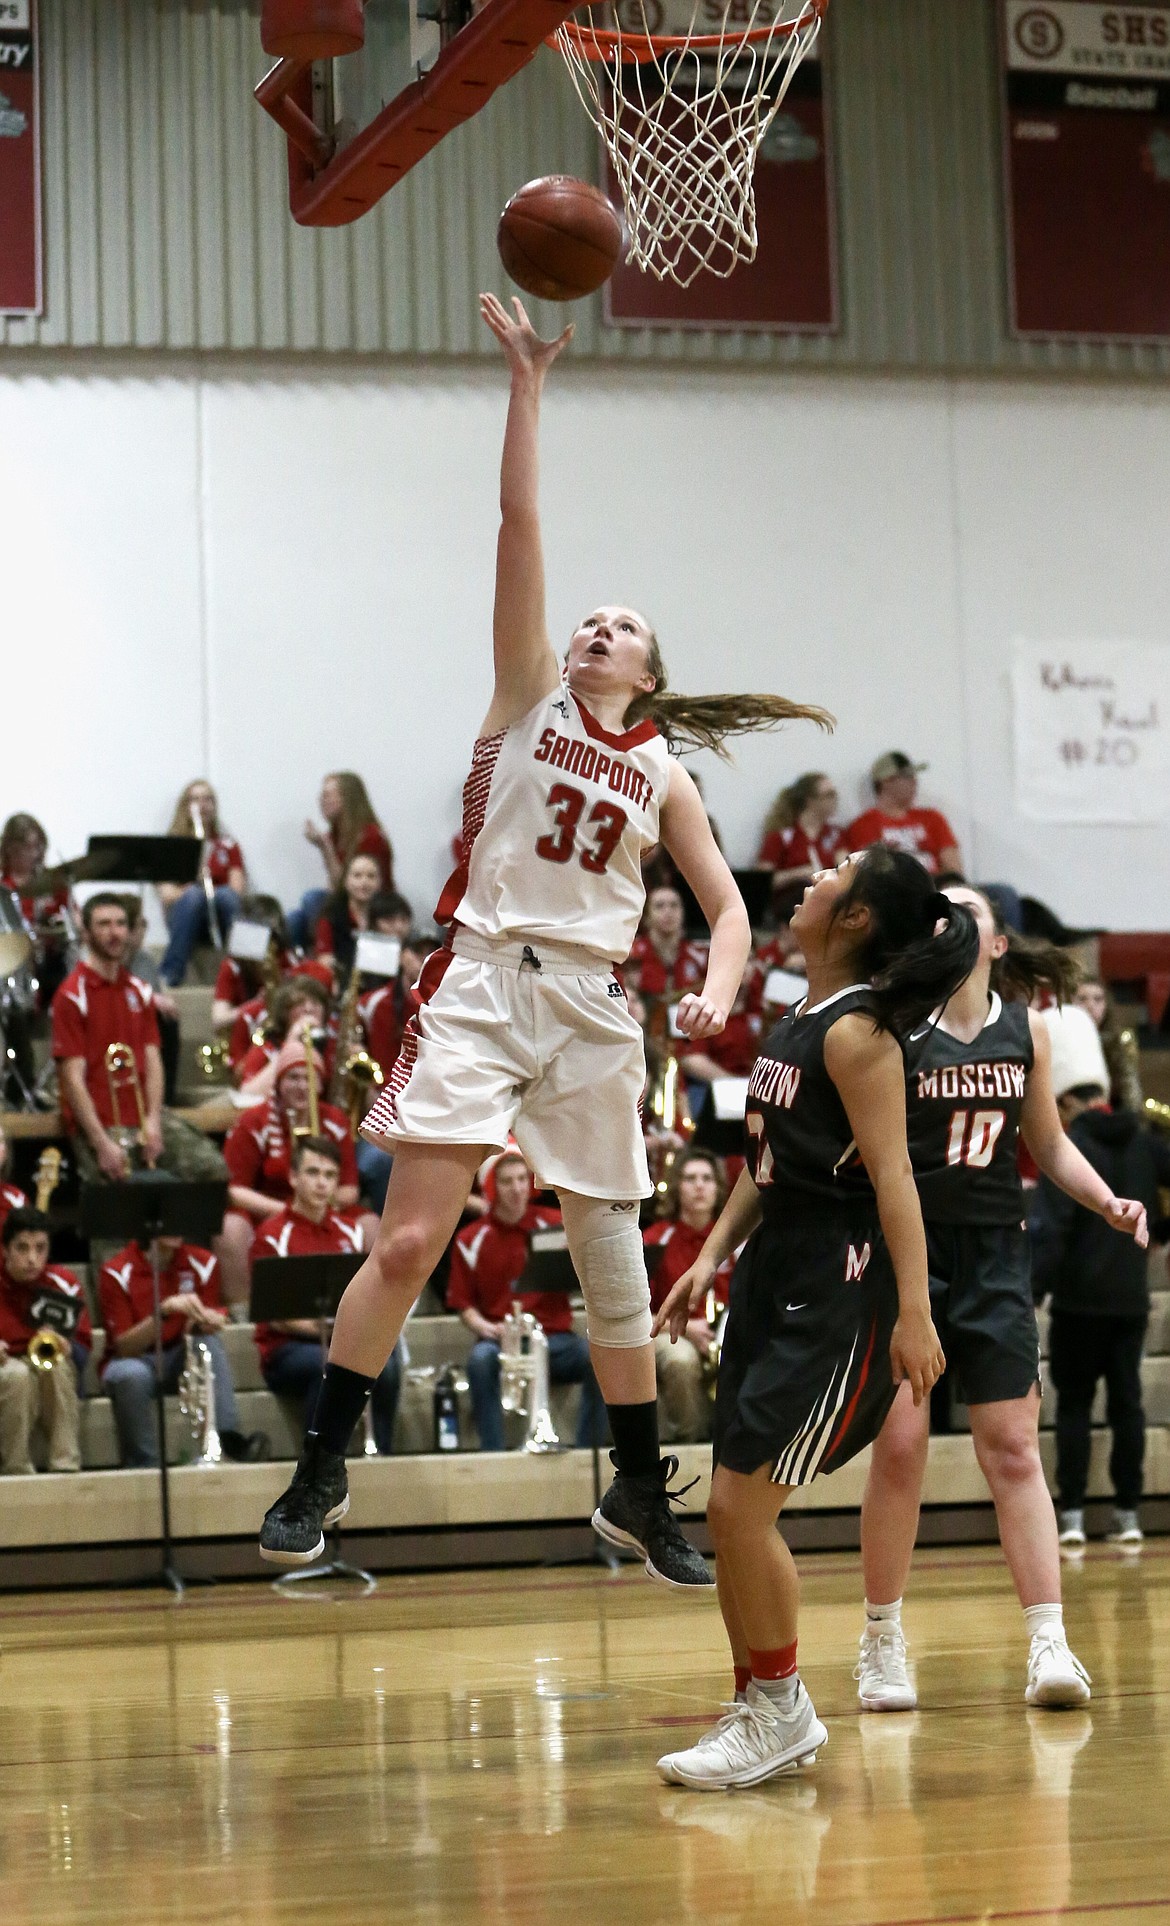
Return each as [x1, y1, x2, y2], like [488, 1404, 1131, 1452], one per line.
[1047, 1310, 1147, 1511]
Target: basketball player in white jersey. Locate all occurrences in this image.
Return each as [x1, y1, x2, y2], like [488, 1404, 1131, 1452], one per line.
[260, 293, 829, 1582]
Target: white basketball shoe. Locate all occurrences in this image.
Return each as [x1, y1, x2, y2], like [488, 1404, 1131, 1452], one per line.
[1025, 1633, 1091, 1708]
[855, 1624, 918, 1712]
[656, 1682, 827, 1791]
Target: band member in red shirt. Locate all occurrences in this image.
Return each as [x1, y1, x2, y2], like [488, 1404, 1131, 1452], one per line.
[219, 1037, 374, 1307]
[846, 752, 962, 879]
[0, 1122, 28, 1236]
[314, 852, 383, 985]
[644, 1151, 733, 1443]
[678, 983, 763, 1083]
[253, 1136, 401, 1448]
[627, 885, 709, 998]
[159, 780, 248, 987]
[0, 1208, 91, 1474]
[99, 1228, 267, 1467]
[448, 1149, 604, 1449]
[234, 977, 334, 1099]
[51, 894, 227, 1190]
[292, 772, 395, 951]
[0, 811, 71, 1009]
[757, 773, 845, 921]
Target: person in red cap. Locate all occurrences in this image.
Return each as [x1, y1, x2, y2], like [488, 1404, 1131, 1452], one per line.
[218, 1034, 373, 1309]
[846, 753, 962, 879]
[449, 1147, 605, 1449]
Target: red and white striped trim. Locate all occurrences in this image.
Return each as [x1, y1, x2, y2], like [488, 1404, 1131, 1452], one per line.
[362, 946, 455, 1135]
[434, 728, 507, 928]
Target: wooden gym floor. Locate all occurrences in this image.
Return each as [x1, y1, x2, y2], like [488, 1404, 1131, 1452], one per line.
[1, 1544, 1168, 1926]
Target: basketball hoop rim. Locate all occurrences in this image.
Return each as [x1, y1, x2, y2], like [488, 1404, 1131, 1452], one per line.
[551, 0, 825, 61]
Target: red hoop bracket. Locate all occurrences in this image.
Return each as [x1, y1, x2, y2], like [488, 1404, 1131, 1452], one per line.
[256, 0, 583, 227]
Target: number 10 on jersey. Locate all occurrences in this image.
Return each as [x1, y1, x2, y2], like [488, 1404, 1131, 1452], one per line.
[945, 1109, 1005, 1169]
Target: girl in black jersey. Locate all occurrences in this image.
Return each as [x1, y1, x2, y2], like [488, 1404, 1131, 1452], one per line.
[856, 886, 1148, 1716]
[652, 847, 978, 1791]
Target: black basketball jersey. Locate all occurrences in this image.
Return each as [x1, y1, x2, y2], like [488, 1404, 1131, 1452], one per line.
[906, 995, 1034, 1226]
[744, 985, 881, 1214]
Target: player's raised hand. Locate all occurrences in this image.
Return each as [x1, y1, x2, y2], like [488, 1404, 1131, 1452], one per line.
[675, 993, 728, 1041]
[889, 1309, 946, 1407]
[1103, 1195, 1149, 1248]
[651, 1260, 713, 1344]
[479, 291, 573, 376]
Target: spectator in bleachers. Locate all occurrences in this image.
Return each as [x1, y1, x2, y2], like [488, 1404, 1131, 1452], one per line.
[98, 1228, 268, 1466]
[210, 895, 292, 1033]
[52, 894, 228, 1188]
[756, 772, 845, 921]
[234, 976, 333, 1099]
[119, 894, 181, 1108]
[0, 1122, 28, 1234]
[159, 780, 247, 987]
[0, 811, 71, 1009]
[644, 1151, 733, 1443]
[370, 890, 415, 942]
[354, 930, 430, 1216]
[0, 1207, 90, 1475]
[447, 1148, 604, 1450]
[846, 752, 962, 878]
[627, 884, 708, 997]
[314, 851, 383, 985]
[290, 772, 394, 949]
[1073, 973, 1144, 1113]
[219, 1036, 374, 1307]
[1031, 1009, 1170, 1550]
[252, 1135, 400, 1450]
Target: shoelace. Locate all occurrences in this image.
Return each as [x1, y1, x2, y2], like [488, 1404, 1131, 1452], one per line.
[1028, 1634, 1091, 1688]
[659, 1454, 701, 1512]
[853, 1627, 910, 1685]
[693, 1698, 785, 1769]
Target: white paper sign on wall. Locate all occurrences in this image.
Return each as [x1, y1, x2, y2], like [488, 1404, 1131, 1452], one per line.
[1011, 642, 1170, 824]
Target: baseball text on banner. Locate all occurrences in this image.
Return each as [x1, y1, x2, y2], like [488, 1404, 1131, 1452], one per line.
[1000, 0, 1170, 339]
[1012, 641, 1170, 823]
[0, 0, 40, 316]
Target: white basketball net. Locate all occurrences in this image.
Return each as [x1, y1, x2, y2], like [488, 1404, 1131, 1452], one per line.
[554, 1, 826, 287]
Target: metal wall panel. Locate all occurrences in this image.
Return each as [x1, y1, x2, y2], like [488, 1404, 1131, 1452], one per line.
[3, 0, 1170, 373]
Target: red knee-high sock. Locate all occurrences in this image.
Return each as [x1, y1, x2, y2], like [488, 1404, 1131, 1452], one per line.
[749, 1641, 799, 1710]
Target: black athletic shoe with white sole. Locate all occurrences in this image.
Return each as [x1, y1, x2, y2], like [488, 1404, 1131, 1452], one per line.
[259, 1438, 349, 1566]
[592, 1453, 714, 1589]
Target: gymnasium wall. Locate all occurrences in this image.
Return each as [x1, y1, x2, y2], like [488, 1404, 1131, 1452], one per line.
[3, 357, 1168, 928]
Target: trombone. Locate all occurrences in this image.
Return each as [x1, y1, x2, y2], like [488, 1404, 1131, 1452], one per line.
[106, 1042, 155, 1167]
[189, 799, 224, 951]
[289, 1025, 323, 1141]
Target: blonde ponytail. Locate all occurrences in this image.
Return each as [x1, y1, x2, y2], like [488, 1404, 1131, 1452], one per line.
[626, 635, 834, 758]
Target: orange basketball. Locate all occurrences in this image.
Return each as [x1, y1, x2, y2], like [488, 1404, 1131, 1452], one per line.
[497, 176, 624, 302]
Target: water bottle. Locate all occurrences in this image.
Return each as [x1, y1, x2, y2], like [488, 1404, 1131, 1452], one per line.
[433, 1366, 460, 1453]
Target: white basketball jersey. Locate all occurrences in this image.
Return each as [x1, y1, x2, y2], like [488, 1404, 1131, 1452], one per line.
[436, 688, 673, 962]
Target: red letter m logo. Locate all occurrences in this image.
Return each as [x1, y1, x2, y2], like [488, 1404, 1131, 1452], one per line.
[845, 1240, 872, 1283]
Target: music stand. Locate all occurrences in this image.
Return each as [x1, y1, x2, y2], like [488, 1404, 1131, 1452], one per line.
[81, 1176, 228, 1598]
[674, 867, 774, 937]
[692, 1076, 751, 1158]
[250, 1252, 375, 1596]
[84, 836, 202, 887]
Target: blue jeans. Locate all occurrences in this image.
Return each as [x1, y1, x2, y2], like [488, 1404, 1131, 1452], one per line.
[103, 1335, 241, 1467]
[356, 1138, 393, 1215]
[264, 1340, 402, 1453]
[467, 1330, 605, 1450]
[286, 888, 330, 953]
[161, 884, 240, 986]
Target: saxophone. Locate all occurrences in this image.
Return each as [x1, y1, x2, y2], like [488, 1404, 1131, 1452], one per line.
[178, 1334, 223, 1467]
[330, 966, 385, 1131]
[499, 1307, 560, 1453]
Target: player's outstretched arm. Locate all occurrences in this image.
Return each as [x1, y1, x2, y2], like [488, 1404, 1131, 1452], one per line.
[659, 762, 751, 1042]
[652, 1164, 763, 1343]
[826, 1014, 945, 1406]
[1021, 1013, 1149, 1247]
[479, 292, 573, 734]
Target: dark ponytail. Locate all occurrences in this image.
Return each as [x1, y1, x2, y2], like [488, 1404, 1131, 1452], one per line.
[971, 891, 1081, 1003]
[830, 847, 980, 1036]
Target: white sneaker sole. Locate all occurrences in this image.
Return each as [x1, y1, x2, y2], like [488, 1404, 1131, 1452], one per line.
[664, 1719, 828, 1790]
[1025, 1673, 1091, 1709]
[858, 1688, 918, 1713]
[258, 1494, 349, 1567]
[591, 1508, 714, 1590]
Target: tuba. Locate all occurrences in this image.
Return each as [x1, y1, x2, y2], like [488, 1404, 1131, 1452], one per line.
[105, 1043, 155, 1167]
[27, 1327, 70, 1373]
[499, 1306, 560, 1453]
[178, 1334, 223, 1466]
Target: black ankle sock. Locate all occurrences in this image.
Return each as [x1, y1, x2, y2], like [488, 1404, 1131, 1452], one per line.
[308, 1364, 377, 1457]
[607, 1400, 660, 1480]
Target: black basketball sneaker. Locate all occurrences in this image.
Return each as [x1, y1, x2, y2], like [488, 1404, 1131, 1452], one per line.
[593, 1454, 714, 1589]
[259, 1437, 349, 1565]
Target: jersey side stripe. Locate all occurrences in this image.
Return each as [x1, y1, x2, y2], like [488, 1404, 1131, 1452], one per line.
[434, 728, 507, 927]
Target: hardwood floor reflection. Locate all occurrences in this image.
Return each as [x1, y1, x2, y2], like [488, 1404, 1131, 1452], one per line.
[0, 1543, 1167, 1924]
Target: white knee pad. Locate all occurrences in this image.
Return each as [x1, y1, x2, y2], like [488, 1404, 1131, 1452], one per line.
[558, 1192, 652, 1349]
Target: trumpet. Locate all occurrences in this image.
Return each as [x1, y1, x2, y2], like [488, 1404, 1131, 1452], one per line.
[499, 1306, 560, 1453]
[106, 1043, 154, 1167]
[189, 800, 224, 952]
[27, 1327, 70, 1373]
[178, 1333, 223, 1466]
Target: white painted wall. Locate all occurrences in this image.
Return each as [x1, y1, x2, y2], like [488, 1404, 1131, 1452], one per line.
[2, 359, 1168, 931]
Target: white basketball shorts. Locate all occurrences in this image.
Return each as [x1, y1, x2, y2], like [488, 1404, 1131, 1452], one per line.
[361, 929, 652, 1200]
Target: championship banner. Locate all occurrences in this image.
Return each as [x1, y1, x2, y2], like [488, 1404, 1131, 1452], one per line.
[1011, 641, 1170, 823]
[605, 12, 836, 332]
[0, 0, 40, 316]
[1001, 1, 1170, 339]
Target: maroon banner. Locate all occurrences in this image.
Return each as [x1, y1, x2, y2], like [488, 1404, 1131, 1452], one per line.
[1001, 0, 1170, 341]
[604, 46, 837, 332]
[0, 0, 40, 316]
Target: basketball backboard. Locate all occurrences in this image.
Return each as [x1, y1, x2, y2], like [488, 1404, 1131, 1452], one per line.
[255, 0, 583, 226]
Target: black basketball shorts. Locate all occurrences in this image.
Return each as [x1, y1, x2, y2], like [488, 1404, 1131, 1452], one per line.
[926, 1221, 1041, 1406]
[712, 1212, 900, 1486]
